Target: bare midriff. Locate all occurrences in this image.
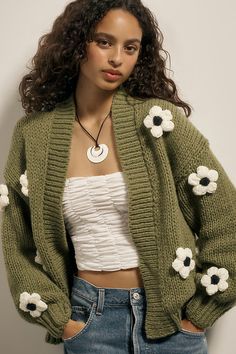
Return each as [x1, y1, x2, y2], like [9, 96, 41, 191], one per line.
[76, 267, 144, 288]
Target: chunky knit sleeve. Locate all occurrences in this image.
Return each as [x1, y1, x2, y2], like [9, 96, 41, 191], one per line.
[0, 119, 71, 343]
[172, 110, 236, 329]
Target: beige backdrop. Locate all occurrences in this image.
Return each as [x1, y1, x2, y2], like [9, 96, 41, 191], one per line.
[0, 0, 235, 353]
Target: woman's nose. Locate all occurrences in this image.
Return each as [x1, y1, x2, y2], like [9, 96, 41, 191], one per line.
[108, 47, 123, 65]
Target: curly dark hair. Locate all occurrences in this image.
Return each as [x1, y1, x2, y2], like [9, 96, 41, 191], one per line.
[19, 0, 192, 117]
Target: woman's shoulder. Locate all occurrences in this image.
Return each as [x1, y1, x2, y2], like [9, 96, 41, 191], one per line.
[129, 94, 189, 134]
[13, 109, 55, 140]
[131, 94, 184, 119]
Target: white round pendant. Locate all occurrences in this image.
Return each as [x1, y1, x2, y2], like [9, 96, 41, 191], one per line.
[87, 143, 109, 163]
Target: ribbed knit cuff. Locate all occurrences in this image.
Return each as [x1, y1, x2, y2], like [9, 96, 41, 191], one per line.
[185, 292, 235, 329]
[37, 302, 72, 339]
[45, 332, 63, 345]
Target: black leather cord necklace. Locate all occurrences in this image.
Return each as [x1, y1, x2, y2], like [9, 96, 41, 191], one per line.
[74, 94, 112, 163]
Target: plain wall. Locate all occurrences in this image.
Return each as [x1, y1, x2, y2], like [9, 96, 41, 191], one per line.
[0, 1, 235, 353]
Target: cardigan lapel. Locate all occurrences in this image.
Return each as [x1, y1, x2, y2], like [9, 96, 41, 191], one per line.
[27, 94, 77, 294]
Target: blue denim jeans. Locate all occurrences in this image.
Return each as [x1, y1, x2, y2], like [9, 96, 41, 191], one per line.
[63, 275, 208, 354]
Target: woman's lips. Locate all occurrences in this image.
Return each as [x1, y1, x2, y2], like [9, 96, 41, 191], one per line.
[102, 71, 122, 81]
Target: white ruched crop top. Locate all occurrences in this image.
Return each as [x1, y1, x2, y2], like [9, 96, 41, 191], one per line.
[62, 171, 140, 271]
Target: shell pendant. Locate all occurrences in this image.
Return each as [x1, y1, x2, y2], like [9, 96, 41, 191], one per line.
[87, 143, 109, 163]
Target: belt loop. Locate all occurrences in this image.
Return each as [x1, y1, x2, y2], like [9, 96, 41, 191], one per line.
[96, 288, 105, 315]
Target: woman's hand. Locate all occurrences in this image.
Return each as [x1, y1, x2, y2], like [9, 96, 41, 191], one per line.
[181, 318, 205, 333]
[62, 319, 86, 340]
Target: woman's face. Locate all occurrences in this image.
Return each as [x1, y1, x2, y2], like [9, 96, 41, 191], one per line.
[79, 9, 143, 90]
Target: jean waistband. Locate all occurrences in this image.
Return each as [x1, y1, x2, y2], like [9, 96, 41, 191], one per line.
[72, 275, 146, 306]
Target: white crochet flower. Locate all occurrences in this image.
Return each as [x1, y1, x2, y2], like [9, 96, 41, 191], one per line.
[143, 105, 174, 138]
[19, 170, 28, 197]
[35, 250, 47, 271]
[19, 292, 48, 317]
[188, 165, 218, 196]
[172, 247, 195, 279]
[201, 266, 229, 295]
[0, 184, 9, 211]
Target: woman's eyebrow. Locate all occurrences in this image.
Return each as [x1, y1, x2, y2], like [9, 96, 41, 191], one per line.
[94, 32, 141, 44]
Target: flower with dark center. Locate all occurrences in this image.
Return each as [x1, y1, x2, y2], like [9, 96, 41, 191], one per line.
[188, 165, 218, 196]
[172, 247, 195, 279]
[143, 105, 174, 138]
[19, 292, 48, 317]
[201, 266, 229, 295]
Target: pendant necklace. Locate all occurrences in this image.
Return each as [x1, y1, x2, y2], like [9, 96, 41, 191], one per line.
[74, 94, 111, 163]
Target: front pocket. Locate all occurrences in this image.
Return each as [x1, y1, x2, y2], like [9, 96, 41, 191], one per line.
[63, 302, 96, 343]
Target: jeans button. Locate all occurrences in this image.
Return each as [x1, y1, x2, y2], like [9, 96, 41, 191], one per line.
[133, 292, 140, 300]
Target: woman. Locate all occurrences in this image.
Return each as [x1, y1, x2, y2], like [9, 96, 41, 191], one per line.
[1, 0, 236, 353]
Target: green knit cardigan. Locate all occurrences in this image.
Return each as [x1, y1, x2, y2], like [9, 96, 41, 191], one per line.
[1, 86, 236, 344]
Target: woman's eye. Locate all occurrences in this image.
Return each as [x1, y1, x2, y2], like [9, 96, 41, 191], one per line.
[96, 40, 137, 53]
[126, 46, 137, 52]
[97, 39, 110, 46]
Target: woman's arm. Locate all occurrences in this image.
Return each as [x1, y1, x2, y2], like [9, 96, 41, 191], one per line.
[1, 117, 72, 342]
[1, 183, 72, 338]
[168, 107, 236, 330]
[176, 142, 236, 329]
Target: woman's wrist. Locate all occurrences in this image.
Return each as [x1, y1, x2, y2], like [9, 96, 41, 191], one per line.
[181, 318, 205, 332]
[62, 319, 74, 335]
